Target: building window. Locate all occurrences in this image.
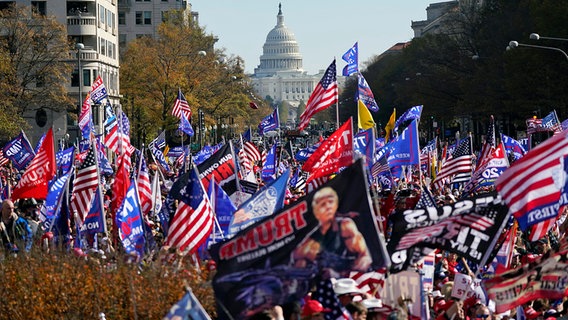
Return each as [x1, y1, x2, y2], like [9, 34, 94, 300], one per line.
[99, 5, 105, 24]
[137, 11, 151, 24]
[100, 39, 106, 56]
[119, 34, 127, 46]
[135, 11, 143, 24]
[144, 11, 151, 24]
[83, 69, 91, 87]
[118, 12, 125, 25]
[31, 1, 46, 15]
[107, 9, 112, 27]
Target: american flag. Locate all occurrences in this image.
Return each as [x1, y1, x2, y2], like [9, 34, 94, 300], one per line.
[350, 269, 386, 298]
[478, 115, 495, 166]
[70, 147, 99, 223]
[414, 185, 437, 209]
[244, 141, 261, 163]
[164, 166, 213, 253]
[433, 136, 473, 190]
[298, 60, 338, 131]
[136, 155, 152, 215]
[371, 155, 390, 178]
[311, 278, 351, 320]
[0, 149, 9, 167]
[237, 148, 253, 176]
[171, 88, 192, 119]
[526, 118, 544, 134]
[496, 132, 568, 241]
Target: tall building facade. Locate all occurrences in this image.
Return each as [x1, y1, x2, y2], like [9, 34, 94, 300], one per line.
[0, 0, 120, 145]
[250, 4, 325, 128]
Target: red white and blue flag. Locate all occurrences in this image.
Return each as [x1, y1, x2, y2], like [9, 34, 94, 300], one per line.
[137, 155, 152, 215]
[495, 130, 568, 240]
[171, 88, 191, 119]
[70, 146, 99, 223]
[78, 92, 94, 141]
[165, 166, 214, 253]
[11, 128, 56, 201]
[298, 60, 338, 131]
[90, 75, 108, 104]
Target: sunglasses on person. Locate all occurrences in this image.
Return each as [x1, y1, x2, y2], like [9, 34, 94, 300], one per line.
[476, 315, 490, 319]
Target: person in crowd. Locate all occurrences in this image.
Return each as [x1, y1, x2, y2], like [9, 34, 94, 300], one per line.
[292, 187, 372, 277]
[361, 298, 382, 320]
[282, 301, 302, 320]
[333, 278, 366, 307]
[301, 299, 330, 320]
[474, 304, 492, 319]
[249, 306, 285, 320]
[345, 301, 367, 320]
[0, 199, 33, 255]
[388, 294, 414, 320]
[20, 198, 40, 237]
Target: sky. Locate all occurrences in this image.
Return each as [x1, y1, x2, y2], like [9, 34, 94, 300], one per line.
[192, 0, 436, 75]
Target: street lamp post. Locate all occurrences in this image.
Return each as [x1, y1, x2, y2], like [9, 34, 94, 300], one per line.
[508, 40, 568, 61]
[530, 33, 568, 42]
[76, 43, 84, 109]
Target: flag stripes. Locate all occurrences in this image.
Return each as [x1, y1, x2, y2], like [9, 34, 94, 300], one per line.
[137, 156, 152, 215]
[171, 88, 192, 119]
[298, 60, 338, 131]
[165, 168, 214, 253]
[70, 148, 99, 223]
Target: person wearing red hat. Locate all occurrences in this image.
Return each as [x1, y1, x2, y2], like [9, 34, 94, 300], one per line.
[301, 299, 331, 320]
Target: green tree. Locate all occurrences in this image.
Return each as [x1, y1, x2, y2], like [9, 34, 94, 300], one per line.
[0, 4, 73, 137]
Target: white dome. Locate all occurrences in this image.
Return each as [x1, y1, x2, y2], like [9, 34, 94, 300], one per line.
[254, 4, 304, 76]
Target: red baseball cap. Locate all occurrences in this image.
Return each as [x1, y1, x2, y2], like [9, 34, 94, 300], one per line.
[301, 300, 331, 317]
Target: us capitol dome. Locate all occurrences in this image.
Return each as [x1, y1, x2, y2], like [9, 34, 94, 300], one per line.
[251, 3, 327, 128]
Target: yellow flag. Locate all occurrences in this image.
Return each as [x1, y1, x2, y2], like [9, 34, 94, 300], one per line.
[163, 145, 170, 162]
[384, 108, 396, 142]
[358, 99, 375, 130]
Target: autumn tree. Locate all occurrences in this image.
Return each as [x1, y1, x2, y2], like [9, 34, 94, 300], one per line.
[0, 4, 73, 138]
[120, 12, 265, 146]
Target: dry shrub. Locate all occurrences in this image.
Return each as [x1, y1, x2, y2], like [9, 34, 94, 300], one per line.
[0, 250, 216, 320]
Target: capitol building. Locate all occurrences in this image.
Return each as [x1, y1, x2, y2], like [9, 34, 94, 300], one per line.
[250, 4, 343, 128]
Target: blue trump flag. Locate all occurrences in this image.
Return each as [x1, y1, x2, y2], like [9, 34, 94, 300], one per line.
[80, 186, 106, 235]
[261, 143, 277, 182]
[149, 141, 171, 172]
[179, 112, 195, 136]
[116, 180, 145, 258]
[501, 133, 527, 161]
[387, 120, 420, 167]
[353, 128, 376, 170]
[258, 108, 279, 135]
[295, 142, 320, 161]
[226, 168, 290, 238]
[164, 289, 211, 320]
[358, 73, 379, 112]
[41, 170, 72, 231]
[394, 105, 423, 132]
[242, 127, 252, 142]
[342, 42, 359, 76]
[206, 179, 237, 245]
[3, 130, 35, 170]
[55, 146, 75, 176]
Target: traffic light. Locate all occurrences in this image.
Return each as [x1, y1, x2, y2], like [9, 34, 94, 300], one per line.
[199, 110, 205, 131]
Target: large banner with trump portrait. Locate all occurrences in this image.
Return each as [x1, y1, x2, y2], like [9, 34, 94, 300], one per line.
[209, 159, 390, 320]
